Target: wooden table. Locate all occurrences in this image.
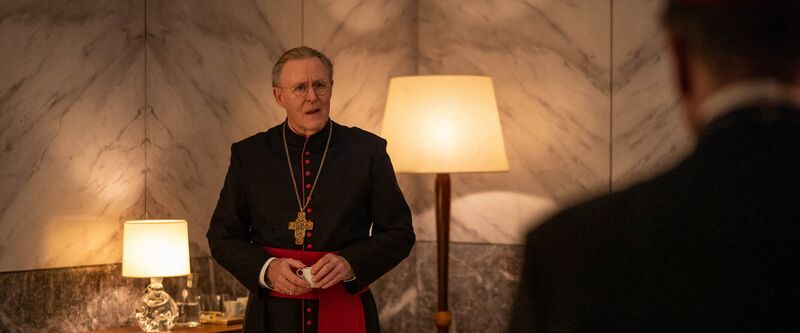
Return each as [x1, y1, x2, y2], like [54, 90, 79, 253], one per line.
[88, 324, 243, 333]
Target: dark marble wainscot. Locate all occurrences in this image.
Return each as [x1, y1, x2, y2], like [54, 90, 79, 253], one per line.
[339, 241, 526, 333]
[0, 257, 246, 333]
[371, 244, 419, 333]
[0, 264, 143, 332]
[0, 245, 524, 333]
[416, 241, 525, 333]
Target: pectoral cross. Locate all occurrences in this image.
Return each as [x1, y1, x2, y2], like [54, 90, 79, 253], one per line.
[288, 211, 314, 245]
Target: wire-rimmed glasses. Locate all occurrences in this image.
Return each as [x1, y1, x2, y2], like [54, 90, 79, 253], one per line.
[278, 79, 332, 97]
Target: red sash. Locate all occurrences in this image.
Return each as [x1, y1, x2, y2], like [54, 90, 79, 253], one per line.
[263, 247, 367, 333]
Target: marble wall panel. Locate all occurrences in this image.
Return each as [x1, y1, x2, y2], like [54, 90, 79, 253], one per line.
[416, 0, 611, 244]
[0, 264, 144, 332]
[0, 0, 145, 271]
[611, 0, 693, 190]
[371, 243, 419, 332]
[303, 0, 418, 134]
[416, 242, 523, 333]
[145, 0, 301, 255]
[0, 257, 247, 332]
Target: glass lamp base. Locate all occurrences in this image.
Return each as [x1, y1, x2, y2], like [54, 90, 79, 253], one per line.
[134, 277, 179, 332]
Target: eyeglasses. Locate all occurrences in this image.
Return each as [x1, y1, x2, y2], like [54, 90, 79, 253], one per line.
[278, 79, 332, 97]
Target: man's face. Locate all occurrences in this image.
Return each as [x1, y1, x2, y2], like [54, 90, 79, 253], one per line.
[273, 57, 332, 136]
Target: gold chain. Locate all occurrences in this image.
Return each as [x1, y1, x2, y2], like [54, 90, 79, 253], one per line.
[282, 120, 332, 211]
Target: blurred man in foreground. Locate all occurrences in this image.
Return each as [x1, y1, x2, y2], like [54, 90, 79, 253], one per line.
[510, 1, 800, 331]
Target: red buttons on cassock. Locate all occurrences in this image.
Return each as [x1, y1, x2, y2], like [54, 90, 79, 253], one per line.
[307, 244, 313, 249]
[307, 320, 313, 326]
[306, 307, 312, 313]
[305, 184, 311, 189]
[306, 231, 312, 238]
[305, 171, 311, 176]
[305, 159, 311, 165]
[306, 208, 312, 213]
[305, 151, 311, 156]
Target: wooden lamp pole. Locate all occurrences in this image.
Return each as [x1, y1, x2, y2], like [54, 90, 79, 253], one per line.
[434, 173, 452, 332]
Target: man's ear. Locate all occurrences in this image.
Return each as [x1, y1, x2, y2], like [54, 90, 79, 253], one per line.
[273, 87, 286, 108]
[666, 33, 691, 97]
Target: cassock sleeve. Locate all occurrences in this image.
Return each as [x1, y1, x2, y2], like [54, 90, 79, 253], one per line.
[207, 144, 271, 294]
[339, 140, 415, 293]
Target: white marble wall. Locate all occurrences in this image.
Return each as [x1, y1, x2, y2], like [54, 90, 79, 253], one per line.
[145, 0, 302, 256]
[413, 0, 612, 244]
[0, 0, 692, 272]
[0, 0, 145, 271]
[304, 0, 418, 134]
[611, 0, 692, 190]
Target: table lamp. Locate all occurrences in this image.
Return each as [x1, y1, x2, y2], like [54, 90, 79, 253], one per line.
[122, 219, 191, 332]
[381, 75, 509, 332]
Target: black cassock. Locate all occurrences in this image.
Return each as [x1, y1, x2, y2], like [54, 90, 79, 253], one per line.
[207, 120, 415, 333]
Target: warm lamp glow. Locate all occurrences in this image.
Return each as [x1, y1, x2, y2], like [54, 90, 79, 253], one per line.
[381, 75, 509, 333]
[381, 75, 509, 173]
[122, 219, 190, 278]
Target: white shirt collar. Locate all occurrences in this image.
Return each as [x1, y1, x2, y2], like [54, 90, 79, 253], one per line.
[697, 79, 800, 128]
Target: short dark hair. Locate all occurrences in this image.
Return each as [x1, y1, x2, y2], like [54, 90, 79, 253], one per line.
[661, 1, 800, 83]
[272, 46, 334, 87]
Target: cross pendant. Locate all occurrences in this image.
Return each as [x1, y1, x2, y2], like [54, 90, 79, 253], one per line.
[288, 211, 314, 245]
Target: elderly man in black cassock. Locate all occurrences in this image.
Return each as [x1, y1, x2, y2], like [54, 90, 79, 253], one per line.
[207, 46, 415, 333]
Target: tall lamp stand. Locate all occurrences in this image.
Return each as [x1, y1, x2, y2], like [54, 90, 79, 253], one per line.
[380, 75, 509, 333]
[434, 173, 452, 332]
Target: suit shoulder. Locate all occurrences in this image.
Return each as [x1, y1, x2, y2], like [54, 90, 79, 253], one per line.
[529, 164, 688, 244]
[531, 193, 617, 239]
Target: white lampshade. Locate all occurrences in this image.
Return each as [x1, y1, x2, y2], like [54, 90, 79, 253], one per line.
[381, 75, 509, 173]
[122, 219, 191, 278]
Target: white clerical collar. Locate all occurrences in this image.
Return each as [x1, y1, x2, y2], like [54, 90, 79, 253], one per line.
[697, 79, 800, 128]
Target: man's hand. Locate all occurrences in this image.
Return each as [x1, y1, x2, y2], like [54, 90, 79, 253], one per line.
[267, 258, 311, 295]
[311, 253, 354, 289]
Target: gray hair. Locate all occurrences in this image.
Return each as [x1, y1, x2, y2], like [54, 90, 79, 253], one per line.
[272, 46, 334, 87]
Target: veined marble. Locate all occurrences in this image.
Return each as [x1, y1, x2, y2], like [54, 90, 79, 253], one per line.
[372, 242, 419, 332]
[0, 264, 144, 332]
[416, 241, 524, 333]
[415, 0, 612, 244]
[304, 0, 418, 134]
[145, 0, 302, 256]
[0, 257, 249, 332]
[611, 0, 693, 190]
[0, 0, 145, 271]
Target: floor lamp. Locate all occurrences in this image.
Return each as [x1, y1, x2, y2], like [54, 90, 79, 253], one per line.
[381, 76, 509, 332]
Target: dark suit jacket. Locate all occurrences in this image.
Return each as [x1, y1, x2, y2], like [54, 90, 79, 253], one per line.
[510, 104, 800, 332]
[207, 121, 415, 333]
